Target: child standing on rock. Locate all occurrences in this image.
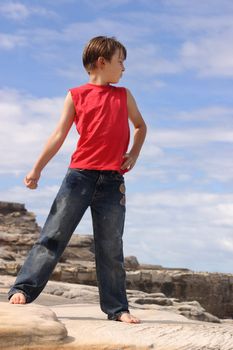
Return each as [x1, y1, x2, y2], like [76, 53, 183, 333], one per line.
[8, 36, 147, 323]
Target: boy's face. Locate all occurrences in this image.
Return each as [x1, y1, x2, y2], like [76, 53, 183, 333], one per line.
[103, 49, 125, 84]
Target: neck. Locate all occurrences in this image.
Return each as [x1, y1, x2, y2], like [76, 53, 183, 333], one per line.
[88, 73, 109, 86]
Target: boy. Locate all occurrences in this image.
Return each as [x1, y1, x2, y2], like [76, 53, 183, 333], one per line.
[8, 36, 147, 324]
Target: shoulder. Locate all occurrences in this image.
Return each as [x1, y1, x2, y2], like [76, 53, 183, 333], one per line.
[112, 86, 136, 105]
[118, 87, 134, 101]
[123, 88, 137, 106]
[69, 84, 89, 103]
[112, 85, 128, 98]
[124, 87, 133, 98]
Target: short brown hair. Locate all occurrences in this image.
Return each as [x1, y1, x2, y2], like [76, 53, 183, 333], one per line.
[82, 36, 127, 72]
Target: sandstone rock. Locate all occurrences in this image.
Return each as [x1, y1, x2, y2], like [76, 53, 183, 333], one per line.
[126, 270, 142, 285]
[148, 292, 167, 298]
[134, 297, 173, 306]
[0, 247, 15, 260]
[180, 310, 220, 323]
[42, 280, 220, 323]
[0, 275, 222, 326]
[124, 255, 140, 270]
[50, 303, 233, 350]
[0, 201, 26, 215]
[59, 234, 95, 262]
[1, 293, 232, 350]
[0, 302, 67, 349]
[2, 285, 233, 350]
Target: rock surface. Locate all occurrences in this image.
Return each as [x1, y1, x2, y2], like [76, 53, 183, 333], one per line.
[0, 301, 67, 349]
[0, 275, 221, 324]
[51, 304, 233, 350]
[1, 201, 233, 319]
[1, 277, 233, 350]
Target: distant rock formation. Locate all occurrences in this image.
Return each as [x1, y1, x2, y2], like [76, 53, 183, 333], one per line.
[1, 200, 233, 319]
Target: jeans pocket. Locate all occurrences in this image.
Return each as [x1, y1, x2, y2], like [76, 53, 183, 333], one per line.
[65, 168, 83, 188]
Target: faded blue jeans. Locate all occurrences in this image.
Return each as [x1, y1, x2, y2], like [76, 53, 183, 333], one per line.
[8, 168, 129, 320]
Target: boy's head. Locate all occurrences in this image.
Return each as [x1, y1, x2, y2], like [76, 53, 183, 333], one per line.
[82, 36, 127, 74]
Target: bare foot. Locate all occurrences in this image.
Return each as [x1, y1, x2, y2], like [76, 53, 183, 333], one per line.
[9, 292, 26, 304]
[117, 312, 141, 324]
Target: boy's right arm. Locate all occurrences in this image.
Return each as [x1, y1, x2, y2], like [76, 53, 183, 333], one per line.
[24, 91, 76, 189]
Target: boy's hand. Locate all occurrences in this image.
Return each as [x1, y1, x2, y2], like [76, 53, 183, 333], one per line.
[121, 153, 138, 171]
[24, 169, 41, 190]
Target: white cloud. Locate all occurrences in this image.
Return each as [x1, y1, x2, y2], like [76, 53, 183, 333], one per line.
[128, 191, 233, 210]
[0, 2, 30, 20]
[126, 45, 181, 76]
[148, 128, 233, 148]
[119, 8, 233, 78]
[62, 19, 151, 43]
[124, 190, 233, 271]
[0, 33, 27, 50]
[0, 88, 76, 175]
[72, 12, 233, 78]
[0, 2, 57, 21]
[171, 106, 233, 122]
[1, 2, 233, 80]
[180, 32, 233, 77]
[219, 238, 233, 253]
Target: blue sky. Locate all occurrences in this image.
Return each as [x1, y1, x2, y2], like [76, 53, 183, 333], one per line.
[1, 0, 233, 273]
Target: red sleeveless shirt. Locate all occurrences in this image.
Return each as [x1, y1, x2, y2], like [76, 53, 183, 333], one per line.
[69, 83, 130, 173]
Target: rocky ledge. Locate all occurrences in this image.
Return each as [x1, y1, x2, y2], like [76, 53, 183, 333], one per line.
[1, 201, 233, 320]
[1, 276, 233, 350]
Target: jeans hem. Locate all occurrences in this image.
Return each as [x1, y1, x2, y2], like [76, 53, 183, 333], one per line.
[107, 310, 129, 321]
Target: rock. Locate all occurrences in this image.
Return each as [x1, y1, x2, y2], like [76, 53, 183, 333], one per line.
[0, 201, 26, 215]
[0, 247, 15, 260]
[2, 284, 233, 350]
[0, 274, 222, 330]
[124, 255, 140, 270]
[148, 270, 233, 319]
[50, 303, 233, 350]
[0, 302, 67, 349]
[134, 297, 173, 306]
[43, 280, 221, 323]
[148, 292, 167, 298]
[60, 234, 95, 262]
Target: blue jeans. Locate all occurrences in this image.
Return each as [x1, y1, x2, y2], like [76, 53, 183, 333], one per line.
[8, 168, 129, 320]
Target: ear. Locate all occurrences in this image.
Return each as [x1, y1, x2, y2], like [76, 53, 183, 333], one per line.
[96, 56, 106, 68]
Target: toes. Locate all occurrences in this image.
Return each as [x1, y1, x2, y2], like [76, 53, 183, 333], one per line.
[9, 296, 16, 304]
[117, 313, 140, 323]
[130, 316, 140, 324]
[19, 294, 26, 304]
[9, 293, 26, 304]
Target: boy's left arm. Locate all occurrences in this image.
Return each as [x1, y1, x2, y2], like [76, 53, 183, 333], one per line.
[121, 88, 147, 171]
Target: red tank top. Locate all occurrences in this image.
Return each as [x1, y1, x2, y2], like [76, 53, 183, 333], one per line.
[69, 83, 130, 173]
